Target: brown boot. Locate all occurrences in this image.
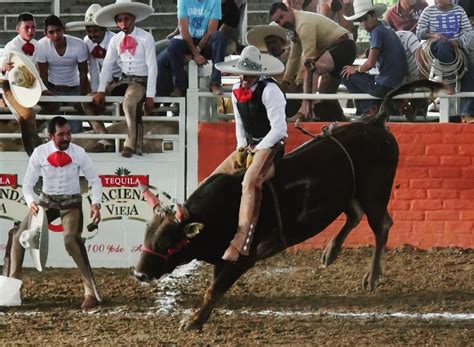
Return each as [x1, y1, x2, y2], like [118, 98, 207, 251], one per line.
[81, 295, 100, 312]
[222, 244, 240, 262]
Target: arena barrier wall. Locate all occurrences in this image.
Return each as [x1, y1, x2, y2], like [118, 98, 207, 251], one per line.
[198, 122, 474, 250]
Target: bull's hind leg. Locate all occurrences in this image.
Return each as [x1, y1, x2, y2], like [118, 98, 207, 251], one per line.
[321, 199, 364, 267]
[179, 260, 255, 331]
[363, 210, 393, 291]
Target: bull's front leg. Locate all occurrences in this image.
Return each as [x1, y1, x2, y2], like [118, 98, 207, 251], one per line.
[179, 260, 254, 331]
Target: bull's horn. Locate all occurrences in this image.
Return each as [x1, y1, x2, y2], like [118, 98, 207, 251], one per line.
[184, 223, 204, 239]
[139, 183, 160, 210]
[175, 203, 190, 221]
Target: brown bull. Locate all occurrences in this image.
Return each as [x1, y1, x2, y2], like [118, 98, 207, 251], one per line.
[133, 80, 444, 331]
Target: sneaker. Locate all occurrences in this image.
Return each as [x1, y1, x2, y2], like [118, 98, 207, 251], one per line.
[88, 142, 115, 153]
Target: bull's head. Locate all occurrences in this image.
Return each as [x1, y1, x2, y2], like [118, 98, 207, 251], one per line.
[133, 203, 203, 283]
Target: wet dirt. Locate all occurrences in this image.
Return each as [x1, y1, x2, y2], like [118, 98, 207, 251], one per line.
[1, 247, 473, 345]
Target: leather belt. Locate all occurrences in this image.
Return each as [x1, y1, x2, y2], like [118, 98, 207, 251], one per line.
[48, 83, 78, 92]
[333, 33, 351, 45]
[120, 73, 147, 84]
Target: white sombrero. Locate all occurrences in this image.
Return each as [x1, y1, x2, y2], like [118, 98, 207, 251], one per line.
[94, 0, 154, 28]
[66, 3, 103, 31]
[19, 206, 49, 272]
[215, 45, 285, 76]
[7, 50, 42, 108]
[246, 22, 289, 52]
[343, 0, 387, 21]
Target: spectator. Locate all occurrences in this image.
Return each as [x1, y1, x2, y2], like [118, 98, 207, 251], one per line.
[341, 0, 408, 117]
[9, 116, 103, 312]
[319, 0, 358, 39]
[36, 15, 90, 133]
[67, 4, 121, 153]
[270, 2, 356, 121]
[93, 0, 157, 158]
[416, 0, 474, 121]
[212, 46, 286, 262]
[246, 23, 303, 116]
[385, 0, 428, 33]
[159, 0, 228, 97]
[0, 13, 46, 154]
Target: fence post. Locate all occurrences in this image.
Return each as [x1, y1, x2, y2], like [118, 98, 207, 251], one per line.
[438, 95, 450, 123]
[53, 0, 60, 16]
[186, 61, 200, 198]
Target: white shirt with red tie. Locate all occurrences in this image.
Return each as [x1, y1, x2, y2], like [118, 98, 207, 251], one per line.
[98, 26, 157, 97]
[84, 30, 121, 93]
[22, 140, 102, 207]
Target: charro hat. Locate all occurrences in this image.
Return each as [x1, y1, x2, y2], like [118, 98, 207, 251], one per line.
[19, 206, 49, 272]
[66, 3, 103, 31]
[7, 50, 42, 108]
[215, 45, 285, 76]
[246, 22, 288, 52]
[94, 0, 154, 28]
[343, 0, 387, 21]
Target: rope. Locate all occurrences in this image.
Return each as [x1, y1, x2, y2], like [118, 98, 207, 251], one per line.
[417, 39, 467, 85]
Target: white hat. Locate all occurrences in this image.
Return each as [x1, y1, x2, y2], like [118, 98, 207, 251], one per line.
[7, 50, 42, 108]
[19, 206, 49, 272]
[0, 276, 22, 306]
[94, 0, 154, 28]
[344, 0, 387, 21]
[246, 23, 288, 52]
[66, 3, 103, 31]
[215, 45, 285, 76]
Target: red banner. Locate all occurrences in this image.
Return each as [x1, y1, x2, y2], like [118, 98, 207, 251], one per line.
[100, 175, 149, 187]
[0, 174, 17, 187]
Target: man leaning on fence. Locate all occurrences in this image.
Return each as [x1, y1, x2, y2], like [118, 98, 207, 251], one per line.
[91, 0, 157, 158]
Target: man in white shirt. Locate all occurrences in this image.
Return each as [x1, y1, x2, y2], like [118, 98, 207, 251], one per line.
[67, 4, 121, 153]
[0, 13, 44, 155]
[36, 15, 90, 133]
[93, 0, 157, 158]
[9, 116, 103, 312]
[212, 46, 287, 262]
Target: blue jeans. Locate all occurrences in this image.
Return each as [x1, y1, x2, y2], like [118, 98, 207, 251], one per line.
[342, 73, 392, 115]
[430, 40, 474, 115]
[166, 31, 228, 90]
[156, 49, 175, 96]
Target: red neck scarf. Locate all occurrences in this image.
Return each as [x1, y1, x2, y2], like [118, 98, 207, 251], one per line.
[91, 44, 107, 59]
[47, 151, 72, 167]
[233, 86, 253, 103]
[119, 35, 137, 55]
[22, 42, 35, 56]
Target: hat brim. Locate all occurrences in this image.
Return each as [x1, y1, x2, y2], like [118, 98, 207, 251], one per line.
[8, 51, 42, 108]
[65, 21, 102, 31]
[344, 3, 387, 21]
[26, 206, 49, 272]
[94, 2, 154, 28]
[246, 25, 288, 52]
[215, 54, 285, 76]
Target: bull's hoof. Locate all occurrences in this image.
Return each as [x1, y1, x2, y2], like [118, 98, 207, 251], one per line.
[362, 271, 379, 292]
[321, 241, 340, 267]
[179, 316, 203, 331]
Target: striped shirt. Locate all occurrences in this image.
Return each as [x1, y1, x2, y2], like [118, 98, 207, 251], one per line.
[395, 30, 421, 82]
[416, 5, 472, 49]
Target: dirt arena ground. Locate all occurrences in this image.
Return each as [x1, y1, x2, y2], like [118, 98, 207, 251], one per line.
[1, 247, 473, 345]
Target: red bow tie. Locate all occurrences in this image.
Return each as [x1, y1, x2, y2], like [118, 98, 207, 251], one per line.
[91, 44, 107, 59]
[233, 87, 253, 103]
[22, 42, 35, 56]
[119, 35, 137, 55]
[47, 151, 72, 167]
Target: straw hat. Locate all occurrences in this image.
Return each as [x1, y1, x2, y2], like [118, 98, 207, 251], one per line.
[215, 45, 285, 76]
[19, 206, 49, 272]
[94, 0, 154, 28]
[343, 0, 387, 21]
[66, 3, 103, 31]
[7, 50, 42, 108]
[246, 23, 288, 52]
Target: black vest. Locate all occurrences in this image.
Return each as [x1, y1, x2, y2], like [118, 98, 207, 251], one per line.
[236, 78, 280, 146]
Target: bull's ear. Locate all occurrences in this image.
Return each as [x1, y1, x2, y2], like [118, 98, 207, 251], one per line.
[184, 222, 204, 239]
[176, 203, 190, 221]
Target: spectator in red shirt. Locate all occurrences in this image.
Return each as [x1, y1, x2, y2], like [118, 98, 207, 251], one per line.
[385, 0, 428, 32]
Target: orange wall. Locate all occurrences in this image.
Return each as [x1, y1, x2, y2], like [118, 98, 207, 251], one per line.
[198, 122, 474, 250]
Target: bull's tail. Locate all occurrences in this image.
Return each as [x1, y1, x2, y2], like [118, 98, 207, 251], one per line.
[369, 80, 446, 127]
